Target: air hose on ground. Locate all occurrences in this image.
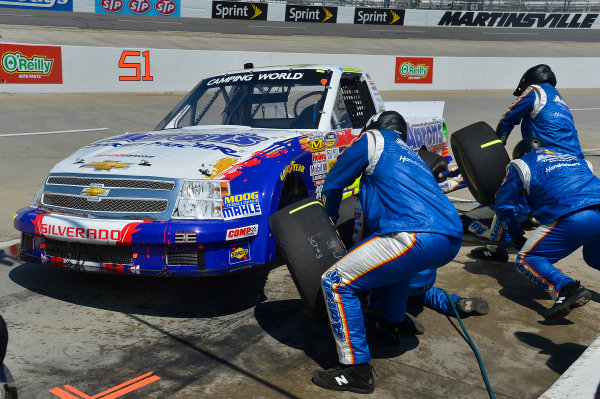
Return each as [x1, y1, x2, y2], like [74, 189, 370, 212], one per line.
[440, 288, 496, 399]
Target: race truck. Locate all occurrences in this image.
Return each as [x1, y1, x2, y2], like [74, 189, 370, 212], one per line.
[13, 64, 505, 276]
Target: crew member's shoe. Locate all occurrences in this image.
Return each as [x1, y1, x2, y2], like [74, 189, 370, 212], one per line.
[312, 363, 374, 394]
[454, 297, 489, 316]
[541, 281, 592, 319]
[375, 313, 425, 344]
[470, 247, 508, 263]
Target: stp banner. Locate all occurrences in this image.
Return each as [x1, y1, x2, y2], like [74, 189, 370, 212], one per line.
[0, 44, 63, 84]
[395, 57, 433, 84]
[96, 0, 180, 17]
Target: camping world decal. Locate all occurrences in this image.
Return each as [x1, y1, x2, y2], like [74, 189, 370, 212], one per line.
[395, 57, 433, 84]
[0, 44, 62, 84]
[437, 11, 598, 28]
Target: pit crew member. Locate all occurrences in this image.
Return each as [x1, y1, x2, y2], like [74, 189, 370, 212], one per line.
[311, 111, 463, 394]
[470, 64, 586, 262]
[495, 137, 600, 319]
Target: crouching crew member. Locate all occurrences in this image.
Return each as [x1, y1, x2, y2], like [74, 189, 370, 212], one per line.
[496, 137, 600, 319]
[312, 111, 463, 394]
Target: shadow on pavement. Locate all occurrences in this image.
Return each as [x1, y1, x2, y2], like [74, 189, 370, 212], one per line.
[514, 331, 587, 374]
[254, 299, 419, 369]
[8, 261, 274, 318]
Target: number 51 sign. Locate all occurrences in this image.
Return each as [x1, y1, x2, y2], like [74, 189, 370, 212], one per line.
[118, 50, 154, 81]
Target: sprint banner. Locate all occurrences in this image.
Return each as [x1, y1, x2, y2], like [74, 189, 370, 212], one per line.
[354, 8, 404, 25]
[285, 4, 337, 23]
[212, 0, 267, 20]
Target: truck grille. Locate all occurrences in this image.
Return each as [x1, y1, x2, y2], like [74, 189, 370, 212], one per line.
[47, 176, 175, 191]
[45, 238, 134, 265]
[42, 193, 168, 213]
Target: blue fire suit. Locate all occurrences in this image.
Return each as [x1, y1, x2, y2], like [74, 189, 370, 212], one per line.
[496, 149, 600, 299]
[321, 128, 462, 365]
[408, 268, 460, 316]
[497, 83, 584, 158]
[479, 83, 585, 253]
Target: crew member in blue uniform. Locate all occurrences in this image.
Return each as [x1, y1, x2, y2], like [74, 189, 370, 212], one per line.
[311, 111, 463, 394]
[471, 64, 586, 262]
[496, 137, 600, 319]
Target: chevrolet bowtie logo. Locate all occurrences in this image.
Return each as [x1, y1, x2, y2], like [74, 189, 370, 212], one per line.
[82, 160, 131, 171]
[81, 184, 109, 201]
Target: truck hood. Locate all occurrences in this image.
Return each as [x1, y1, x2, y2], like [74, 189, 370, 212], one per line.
[49, 126, 308, 180]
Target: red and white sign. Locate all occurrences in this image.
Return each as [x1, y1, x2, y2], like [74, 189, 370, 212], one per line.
[129, 0, 150, 13]
[155, 0, 176, 14]
[100, 0, 124, 12]
[226, 224, 258, 241]
[312, 151, 327, 163]
[33, 214, 142, 245]
[0, 44, 63, 84]
[395, 57, 434, 84]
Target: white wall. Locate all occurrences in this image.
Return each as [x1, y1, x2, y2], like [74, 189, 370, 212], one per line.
[2, 43, 599, 93]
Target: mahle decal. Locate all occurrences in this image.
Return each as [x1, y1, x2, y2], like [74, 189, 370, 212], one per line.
[2, 52, 53, 75]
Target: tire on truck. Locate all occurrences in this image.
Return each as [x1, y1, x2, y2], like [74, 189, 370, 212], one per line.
[418, 148, 449, 182]
[0, 314, 7, 365]
[269, 198, 347, 325]
[450, 121, 510, 205]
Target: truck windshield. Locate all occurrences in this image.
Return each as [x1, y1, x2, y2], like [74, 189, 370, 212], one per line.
[156, 69, 333, 130]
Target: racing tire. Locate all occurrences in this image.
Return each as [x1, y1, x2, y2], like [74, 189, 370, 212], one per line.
[269, 198, 347, 325]
[418, 148, 449, 182]
[0, 314, 7, 365]
[450, 121, 510, 205]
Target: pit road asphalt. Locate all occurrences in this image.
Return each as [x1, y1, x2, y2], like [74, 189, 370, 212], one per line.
[0, 24, 600, 399]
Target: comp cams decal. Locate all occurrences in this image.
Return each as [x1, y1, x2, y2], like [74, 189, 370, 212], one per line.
[212, 0, 267, 20]
[354, 7, 404, 25]
[437, 11, 598, 28]
[285, 5, 337, 23]
[0, 44, 62, 84]
[222, 191, 262, 220]
[226, 224, 258, 241]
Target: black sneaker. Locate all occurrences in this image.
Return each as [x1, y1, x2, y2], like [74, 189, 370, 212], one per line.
[312, 363, 374, 394]
[470, 247, 508, 263]
[454, 297, 489, 317]
[371, 313, 424, 344]
[541, 282, 592, 319]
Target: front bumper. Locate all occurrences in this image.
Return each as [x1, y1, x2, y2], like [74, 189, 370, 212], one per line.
[14, 208, 270, 276]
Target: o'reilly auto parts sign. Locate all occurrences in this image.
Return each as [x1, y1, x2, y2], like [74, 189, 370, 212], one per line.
[438, 11, 598, 28]
[354, 8, 404, 25]
[285, 5, 337, 23]
[212, 0, 267, 20]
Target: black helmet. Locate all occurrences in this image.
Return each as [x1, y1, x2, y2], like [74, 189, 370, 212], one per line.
[512, 136, 547, 159]
[362, 111, 407, 141]
[513, 64, 557, 97]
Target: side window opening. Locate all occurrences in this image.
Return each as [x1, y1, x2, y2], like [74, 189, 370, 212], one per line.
[339, 75, 377, 129]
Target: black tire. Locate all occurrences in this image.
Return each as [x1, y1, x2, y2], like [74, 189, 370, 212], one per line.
[0, 314, 7, 365]
[450, 121, 510, 205]
[269, 198, 346, 324]
[418, 148, 449, 182]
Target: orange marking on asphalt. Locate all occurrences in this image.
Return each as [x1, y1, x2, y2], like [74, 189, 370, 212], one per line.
[49, 372, 160, 399]
[49, 387, 82, 399]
